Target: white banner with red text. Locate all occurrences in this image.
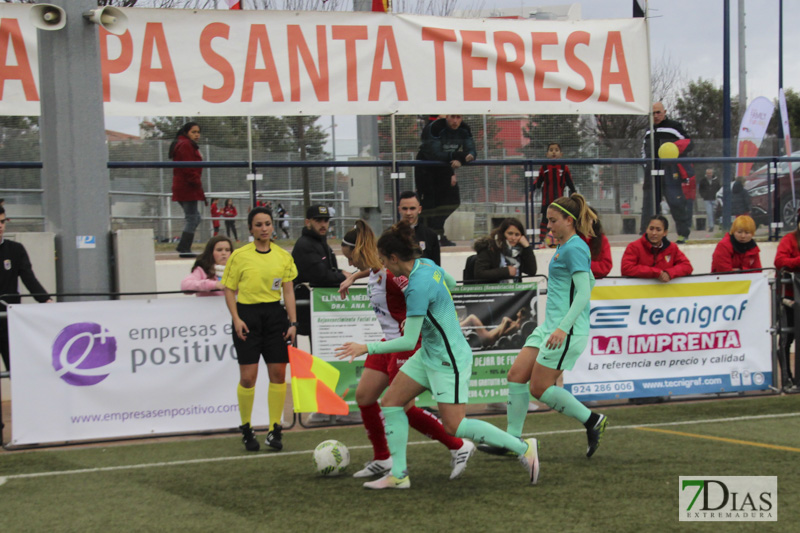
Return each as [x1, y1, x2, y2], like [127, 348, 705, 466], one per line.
[0, 4, 650, 116]
[563, 273, 773, 401]
[8, 297, 275, 446]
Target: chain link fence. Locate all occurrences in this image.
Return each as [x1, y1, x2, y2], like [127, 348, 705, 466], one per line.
[1, 117, 796, 241]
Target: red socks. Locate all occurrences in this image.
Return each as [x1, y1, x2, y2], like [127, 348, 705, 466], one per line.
[406, 406, 463, 450]
[359, 402, 390, 460]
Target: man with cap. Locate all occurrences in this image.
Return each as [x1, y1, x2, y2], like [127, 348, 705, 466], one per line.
[292, 205, 347, 338]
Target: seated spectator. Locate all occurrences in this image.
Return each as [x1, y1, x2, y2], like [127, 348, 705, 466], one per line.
[711, 215, 761, 273]
[581, 207, 612, 279]
[472, 218, 536, 282]
[180, 235, 233, 296]
[621, 215, 693, 282]
[774, 212, 800, 389]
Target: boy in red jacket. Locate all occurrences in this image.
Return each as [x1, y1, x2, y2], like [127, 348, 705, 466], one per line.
[621, 215, 693, 281]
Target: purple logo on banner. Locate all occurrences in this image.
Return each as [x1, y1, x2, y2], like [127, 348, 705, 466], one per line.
[51, 322, 116, 386]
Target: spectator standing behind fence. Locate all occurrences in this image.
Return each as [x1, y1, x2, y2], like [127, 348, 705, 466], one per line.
[621, 215, 693, 282]
[642, 102, 693, 243]
[277, 203, 290, 239]
[180, 235, 233, 296]
[774, 212, 800, 389]
[416, 115, 476, 247]
[222, 207, 298, 453]
[711, 216, 761, 273]
[533, 142, 576, 248]
[170, 122, 205, 258]
[472, 218, 536, 283]
[698, 168, 721, 232]
[222, 199, 238, 241]
[209, 198, 221, 237]
[682, 172, 697, 229]
[730, 176, 751, 221]
[581, 207, 612, 279]
[0, 207, 53, 374]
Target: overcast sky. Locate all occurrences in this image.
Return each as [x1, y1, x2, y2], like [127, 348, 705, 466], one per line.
[106, 0, 799, 141]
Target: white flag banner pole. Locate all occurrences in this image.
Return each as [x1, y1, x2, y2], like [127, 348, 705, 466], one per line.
[735, 96, 774, 178]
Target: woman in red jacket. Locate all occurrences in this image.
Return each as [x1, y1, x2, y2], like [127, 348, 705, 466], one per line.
[170, 122, 205, 258]
[581, 207, 612, 279]
[774, 215, 800, 389]
[711, 215, 761, 273]
[621, 215, 693, 281]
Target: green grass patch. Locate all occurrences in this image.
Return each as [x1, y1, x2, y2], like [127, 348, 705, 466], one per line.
[1, 395, 798, 532]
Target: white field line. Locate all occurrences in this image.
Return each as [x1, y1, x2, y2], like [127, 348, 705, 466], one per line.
[1, 411, 798, 487]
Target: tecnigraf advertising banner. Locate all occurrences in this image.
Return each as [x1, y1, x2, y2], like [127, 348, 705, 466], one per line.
[0, 4, 650, 116]
[563, 273, 772, 401]
[9, 298, 272, 446]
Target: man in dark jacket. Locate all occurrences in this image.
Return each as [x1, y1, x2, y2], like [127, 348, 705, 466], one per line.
[398, 191, 440, 265]
[292, 205, 346, 337]
[0, 207, 53, 373]
[641, 102, 694, 243]
[416, 115, 476, 246]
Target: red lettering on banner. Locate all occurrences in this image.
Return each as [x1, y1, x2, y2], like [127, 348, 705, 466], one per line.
[422, 27, 457, 101]
[99, 29, 133, 103]
[564, 31, 593, 103]
[599, 31, 633, 102]
[242, 25, 284, 102]
[369, 26, 407, 101]
[136, 23, 180, 102]
[0, 18, 38, 101]
[531, 32, 560, 102]
[460, 31, 490, 101]
[287, 25, 329, 102]
[494, 31, 528, 101]
[331, 25, 368, 101]
[200, 23, 235, 104]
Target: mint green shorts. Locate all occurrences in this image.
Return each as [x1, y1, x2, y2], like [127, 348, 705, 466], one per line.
[523, 325, 588, 371]
[398, 348, 471, 405]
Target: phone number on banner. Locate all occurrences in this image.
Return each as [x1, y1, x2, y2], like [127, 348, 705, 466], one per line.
[571, 381, 635, 395]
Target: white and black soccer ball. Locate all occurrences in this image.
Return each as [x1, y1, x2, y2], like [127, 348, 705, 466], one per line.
[313, 440, 350, 476]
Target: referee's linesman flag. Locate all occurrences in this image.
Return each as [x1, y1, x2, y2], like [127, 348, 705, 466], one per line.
[288, 346, 350, 415]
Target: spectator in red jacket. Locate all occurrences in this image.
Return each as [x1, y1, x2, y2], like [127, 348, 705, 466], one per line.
[581, 207, 612, 279]
[774, 214, 800, 389]
[170, 122, 205, 258]
[711, 215, 761, 273]
[210, 198, 221, 236]
[221, 199, 238, 241]
[621, 215, 693, 282]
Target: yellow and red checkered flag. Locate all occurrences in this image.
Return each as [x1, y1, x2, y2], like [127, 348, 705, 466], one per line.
[288, 346, 349, 415]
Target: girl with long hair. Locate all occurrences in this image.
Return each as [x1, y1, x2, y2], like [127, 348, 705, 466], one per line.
[180, 235, 233, 296]
[169, 122, 205, 257]
[472, 217, 537, 282]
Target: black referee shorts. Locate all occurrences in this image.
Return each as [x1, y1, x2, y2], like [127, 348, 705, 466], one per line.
[233, 302, 290, 365]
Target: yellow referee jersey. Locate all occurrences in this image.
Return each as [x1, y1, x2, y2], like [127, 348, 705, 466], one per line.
[222, 242, 298, 304]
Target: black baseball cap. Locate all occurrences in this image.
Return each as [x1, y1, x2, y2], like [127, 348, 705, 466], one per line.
[306, 205, 331, 220]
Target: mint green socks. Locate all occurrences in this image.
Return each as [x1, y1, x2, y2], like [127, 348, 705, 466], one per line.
[456, 418, 527, 455]
[506, 381, 530, 438]
[382, 406, 409, 478]
[538, 385, 590, 424]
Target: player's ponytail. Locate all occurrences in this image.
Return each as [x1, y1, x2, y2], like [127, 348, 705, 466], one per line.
[342, 220, 381, 271]
[377, 220, 421, 262]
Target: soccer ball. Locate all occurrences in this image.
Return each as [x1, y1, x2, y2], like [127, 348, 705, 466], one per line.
[313, 440, 350, 476]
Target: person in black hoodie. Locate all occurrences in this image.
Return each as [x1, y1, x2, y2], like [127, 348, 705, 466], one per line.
[292, 205, 347, 337]
[0, 207, 53, 373]
[416, 115, 476, 246]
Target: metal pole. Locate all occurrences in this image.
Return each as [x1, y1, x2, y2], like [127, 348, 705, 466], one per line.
[482, 114, 490, 204]
[391, 114, 398, 222]
[737, 0, 747, 112]
[722, 0, 733, 228]
[247, 116, 256, 209]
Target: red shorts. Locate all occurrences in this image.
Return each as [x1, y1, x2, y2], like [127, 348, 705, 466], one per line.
[363, 339, 421, 382]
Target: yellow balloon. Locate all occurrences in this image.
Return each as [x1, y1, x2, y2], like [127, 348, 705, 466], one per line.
[658, 141, 679, 159]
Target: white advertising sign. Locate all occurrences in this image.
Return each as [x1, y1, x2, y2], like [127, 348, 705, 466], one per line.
[0, 4, 650, 116]
[563, 273, 773, 400]
[9, 298, 273, 446]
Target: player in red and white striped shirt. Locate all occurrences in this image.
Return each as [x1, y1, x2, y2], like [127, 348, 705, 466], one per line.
[534, 143, 576, 247]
